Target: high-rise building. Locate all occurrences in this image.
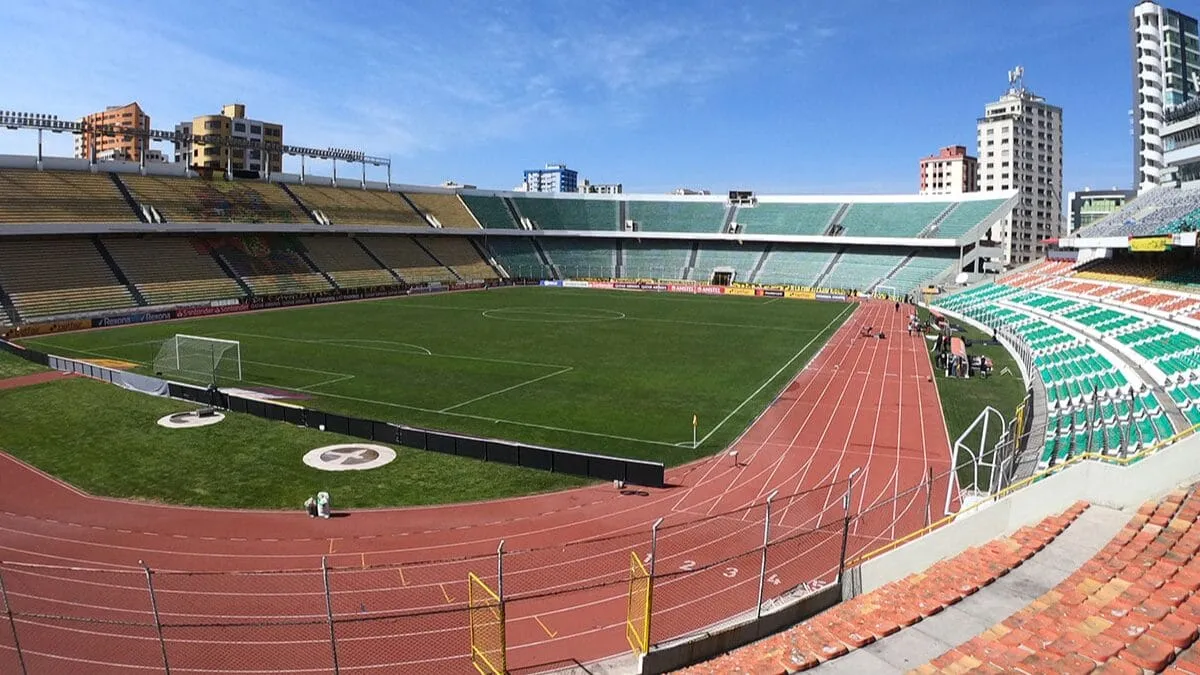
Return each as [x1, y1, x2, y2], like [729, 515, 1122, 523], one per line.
[976, 67, 1063, 267]
[521, 163, 578, 192]
[1163, 96, 1200, 185]
[1132, 1, 1200, 192]
[74, 102, 151, 163]
[1067, 188, 1137, 235]
[918, 145, 978, 195]
[174, 104, 283, 174]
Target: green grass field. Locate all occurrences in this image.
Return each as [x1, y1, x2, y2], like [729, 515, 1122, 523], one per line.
[20, 287, 854, 466]
[917, 306, 1028, 487]
[0, 376, 589, 507]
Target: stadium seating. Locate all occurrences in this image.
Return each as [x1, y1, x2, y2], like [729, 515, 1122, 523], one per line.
[754, 248, 837, 287]
[296, 236, 397, 289]
[678, 504, 1088, 674]
[0, 238, 135, 319]
[482, 237, 552, 278]
[928, 199, 1007, 239]
[356, 235, 455, 283]
[0, 169, 138, 223]
[920, 489, 1200, 675]
[620, 240, 691, 279]
[626, 200, 727, 233]
[933, 283, 1176, 465]
[822, 250, 910, 291]
[1081, 184, 1200, 237]
[733, 202, 840, 236]
[404, 192, 480, 229]
[286, 184, 425, 226]
[881, 252, 958, 294]
[122, 175, 306, 223]
[412, 236, 496, 280]
[691, 243, 766, 283]
[201, 235, 333, 296]
[838, 202, 951, 237]
[510, 196, 619, 231]
[460, 195, 521, 229]
[101, 236, 244, 305]
[539, 238, 617, 278]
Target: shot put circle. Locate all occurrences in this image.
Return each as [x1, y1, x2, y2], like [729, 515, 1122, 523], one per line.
[156, 410, 225, 429]
[481, 307, 625, 323]
[303, 444, 397, 472]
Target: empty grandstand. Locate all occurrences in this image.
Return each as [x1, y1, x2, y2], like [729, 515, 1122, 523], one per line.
[0, 169, 139, 223]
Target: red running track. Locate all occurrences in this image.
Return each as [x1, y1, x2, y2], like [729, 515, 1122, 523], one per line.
[0, 299, 960, 674]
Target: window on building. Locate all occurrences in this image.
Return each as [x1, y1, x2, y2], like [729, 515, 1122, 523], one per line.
[204, 121, 221, 130]
[234, 123, 246, 132]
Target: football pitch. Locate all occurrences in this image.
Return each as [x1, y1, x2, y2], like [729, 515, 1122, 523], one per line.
[20, 287, 854, 466]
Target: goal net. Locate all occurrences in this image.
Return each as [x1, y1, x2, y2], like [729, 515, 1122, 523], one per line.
[152, 334, 242, 385]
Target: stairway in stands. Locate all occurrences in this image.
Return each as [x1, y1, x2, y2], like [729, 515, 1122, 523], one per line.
[0, 279, 20, 326]
[93, 236, 148, 306]
[278, 182, 322, 224]
[873, 251, 918, 292]
[813, 247, 846, 287]
[919, 203, 958, 238]
[108, 174, 151, 223]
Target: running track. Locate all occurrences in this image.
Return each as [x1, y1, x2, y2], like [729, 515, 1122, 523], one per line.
[0, 299, 959, 674]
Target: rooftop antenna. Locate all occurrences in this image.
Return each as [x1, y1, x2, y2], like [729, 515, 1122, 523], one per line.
[1007, 65, 1025, 94]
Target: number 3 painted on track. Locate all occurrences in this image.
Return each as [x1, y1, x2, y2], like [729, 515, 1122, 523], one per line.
[767, 574, 781, 585]
[722, 567, 738, 578]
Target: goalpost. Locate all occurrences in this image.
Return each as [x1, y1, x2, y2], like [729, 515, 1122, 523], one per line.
[876, 285, 898, 300]
[152, 334, 242, 385]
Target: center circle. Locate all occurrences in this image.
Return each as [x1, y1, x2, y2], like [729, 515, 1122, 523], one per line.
[481, 307, 626, 323]
[304, 444, 397, 472]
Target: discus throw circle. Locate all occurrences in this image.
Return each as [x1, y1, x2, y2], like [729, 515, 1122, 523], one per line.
[157, 411, 225, 429]
[303, 444, 397, 472]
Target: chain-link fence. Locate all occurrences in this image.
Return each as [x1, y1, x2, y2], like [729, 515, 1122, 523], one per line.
[0, 464, 1048, 674]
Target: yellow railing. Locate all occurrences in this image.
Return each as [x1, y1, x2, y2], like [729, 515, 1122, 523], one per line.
[626, 551, 651, 655]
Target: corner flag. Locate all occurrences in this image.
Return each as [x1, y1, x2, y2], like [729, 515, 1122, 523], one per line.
[692, 414, 698, 449]
[692, 414, 698, 428]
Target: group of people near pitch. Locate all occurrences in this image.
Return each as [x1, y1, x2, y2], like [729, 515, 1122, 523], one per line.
[305, 491, 332, 518]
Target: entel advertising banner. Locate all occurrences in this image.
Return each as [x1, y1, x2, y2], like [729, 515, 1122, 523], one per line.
[724, 287, 756, 296]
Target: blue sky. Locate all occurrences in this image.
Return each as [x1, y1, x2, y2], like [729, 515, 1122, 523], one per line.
[0, 0, 1138, 196]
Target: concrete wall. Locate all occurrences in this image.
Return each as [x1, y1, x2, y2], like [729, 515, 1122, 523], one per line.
[639, 585, 840, 674]
[852, 433, 1200, 595]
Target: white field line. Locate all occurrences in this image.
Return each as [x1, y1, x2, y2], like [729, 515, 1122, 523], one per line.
[369, 302, 823, 333]
[220, 331, 572, 369]
[693, 302, 857, 448]
[438, 366, 573, 412]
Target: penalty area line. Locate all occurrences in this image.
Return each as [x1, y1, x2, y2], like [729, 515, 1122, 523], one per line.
[438, 367, 574, 413]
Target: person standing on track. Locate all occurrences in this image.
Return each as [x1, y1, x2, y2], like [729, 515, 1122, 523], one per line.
[895, 301, 900, 313]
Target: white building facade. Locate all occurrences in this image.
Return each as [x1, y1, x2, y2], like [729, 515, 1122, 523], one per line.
[1132, 1, 1200, 192]
[976, 69, 1064, 267]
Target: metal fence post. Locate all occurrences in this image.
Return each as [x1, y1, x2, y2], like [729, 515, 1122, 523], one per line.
[321, 557, 340, 675]
[756, 490, 778, 620]
[924, 468, 934, 527]
[140, 561, 170, 675]
[837, 493, 852, 587]
[646, 517, 663, 646]
[0, 566, 27, 675]
[497, 540, 505, 602]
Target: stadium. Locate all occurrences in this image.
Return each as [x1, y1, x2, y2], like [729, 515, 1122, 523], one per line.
[4, 6, 1200, 675]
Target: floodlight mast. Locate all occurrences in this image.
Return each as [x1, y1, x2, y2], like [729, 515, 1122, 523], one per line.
[0, 110, 391, 181]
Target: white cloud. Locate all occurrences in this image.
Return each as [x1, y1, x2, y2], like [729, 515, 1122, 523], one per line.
[0, 0, 840, 177]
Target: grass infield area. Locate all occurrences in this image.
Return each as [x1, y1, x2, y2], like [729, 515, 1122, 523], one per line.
[5, 288, 854, 507]
[917, 306, 1027, 484]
